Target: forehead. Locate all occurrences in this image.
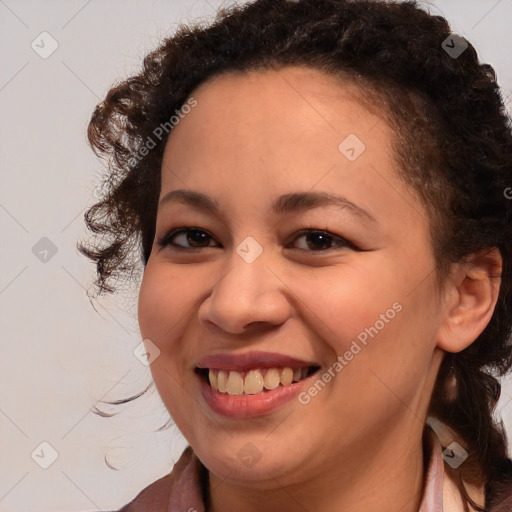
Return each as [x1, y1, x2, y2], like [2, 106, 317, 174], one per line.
[157, 66, 428, 242]
[183, 65, 387, 136]
[161, 66, 396, 187]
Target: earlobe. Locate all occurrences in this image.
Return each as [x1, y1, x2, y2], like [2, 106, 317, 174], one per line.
[437, 248, 502, 354]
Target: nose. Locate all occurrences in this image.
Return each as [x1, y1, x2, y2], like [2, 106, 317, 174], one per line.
[197, 250, 292, 335]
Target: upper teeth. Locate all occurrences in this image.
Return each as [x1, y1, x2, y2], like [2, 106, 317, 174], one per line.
[209, 367, 309, 395]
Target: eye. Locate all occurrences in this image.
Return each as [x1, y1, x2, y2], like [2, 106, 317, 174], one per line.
[288, 229, 356, 251]
[157, 227, 357, 252]
[157, 228, 220, 249]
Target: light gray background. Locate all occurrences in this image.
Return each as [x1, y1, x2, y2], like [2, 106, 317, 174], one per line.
[1, 1, 512, 511]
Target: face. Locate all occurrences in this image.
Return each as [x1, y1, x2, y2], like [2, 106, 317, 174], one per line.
[138, 66, 446, 489]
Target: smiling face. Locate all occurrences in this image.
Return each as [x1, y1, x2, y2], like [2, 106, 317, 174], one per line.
[137, 66, 447, 495]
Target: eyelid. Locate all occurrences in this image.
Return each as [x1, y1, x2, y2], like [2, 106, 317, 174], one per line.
[157, 226, 358, 252]
[287, 228, 357, 251]
[157, 227, 222, 249]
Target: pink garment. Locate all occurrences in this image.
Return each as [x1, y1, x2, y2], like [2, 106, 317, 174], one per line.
[116, 426, 511, 511]
[418, 427, 444, 512]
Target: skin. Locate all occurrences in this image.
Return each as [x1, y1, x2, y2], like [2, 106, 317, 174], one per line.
[137, 66, 501, 512]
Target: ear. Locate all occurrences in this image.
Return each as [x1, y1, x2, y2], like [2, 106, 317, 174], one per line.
[437, 248, 502, 353]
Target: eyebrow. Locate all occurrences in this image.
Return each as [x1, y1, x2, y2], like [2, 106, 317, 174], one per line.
[159, 189, 377, 223]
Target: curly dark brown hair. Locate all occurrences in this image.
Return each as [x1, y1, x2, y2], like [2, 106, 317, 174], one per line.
[78, 0, 512, 508]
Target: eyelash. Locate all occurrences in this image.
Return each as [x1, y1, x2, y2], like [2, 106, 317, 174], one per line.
[156, 225, 359, 252]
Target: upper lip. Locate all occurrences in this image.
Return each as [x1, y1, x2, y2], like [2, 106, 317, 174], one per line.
[196, 351, 320, 371]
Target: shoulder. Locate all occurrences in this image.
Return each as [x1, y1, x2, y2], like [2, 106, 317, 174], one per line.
[427, 417, 512, 511]
[487, 473, 512, 512]
[112, 446, 203, 512]
[115, 472, 174, 512]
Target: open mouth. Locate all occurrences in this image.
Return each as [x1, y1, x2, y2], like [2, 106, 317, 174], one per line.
[196, 366, 321, 396]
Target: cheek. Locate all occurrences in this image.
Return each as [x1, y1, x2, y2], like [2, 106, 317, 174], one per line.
[325, 278, 440, 418]
[296, 262, 401, 350]
[138, 260, 194, 340]
[137, 260, 212, 393]
[298, 254, 438, 379]
[137, 262, 195, 419]
[138, 265, 166, 341]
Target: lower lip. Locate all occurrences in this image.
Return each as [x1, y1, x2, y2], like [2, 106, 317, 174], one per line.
[197, 370, 319, 419]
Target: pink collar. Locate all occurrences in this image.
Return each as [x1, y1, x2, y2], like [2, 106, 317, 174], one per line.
[418, 426, 445, 512]
[121, 425, 470, 511]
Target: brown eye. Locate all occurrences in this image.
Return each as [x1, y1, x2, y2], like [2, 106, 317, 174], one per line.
[289, 229, 354, 251]
[158, 228, 220, 249]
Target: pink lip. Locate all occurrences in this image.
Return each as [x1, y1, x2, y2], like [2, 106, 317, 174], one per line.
[197, 369, 320, 419]
[195, 351, 319, 371]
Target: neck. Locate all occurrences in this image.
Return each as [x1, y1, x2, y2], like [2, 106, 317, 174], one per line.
[207, 423, 428, 512]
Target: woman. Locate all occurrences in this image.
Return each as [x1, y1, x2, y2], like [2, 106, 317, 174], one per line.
[79, 0, 512, 510]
